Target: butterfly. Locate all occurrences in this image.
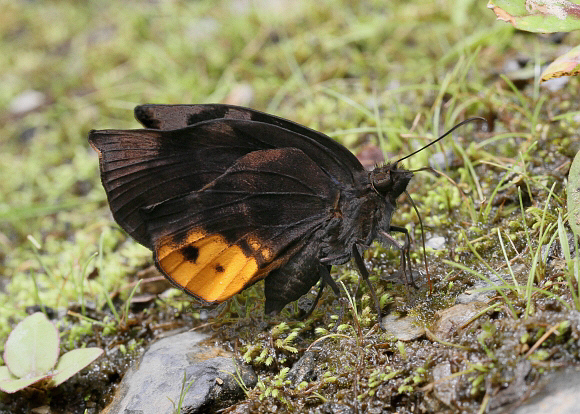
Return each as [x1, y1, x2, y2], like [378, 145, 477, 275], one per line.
[89, 104, 479, 324]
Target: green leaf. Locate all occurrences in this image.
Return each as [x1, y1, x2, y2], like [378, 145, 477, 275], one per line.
[0, 367, 11, 381]
[51, 348, 104, 387]
[541, 44, 580, 81]
[0, 366, 52, 394]
[568, 150, 580, 236]
[488, 0, 580, 33]
[3, 313, 59, 378]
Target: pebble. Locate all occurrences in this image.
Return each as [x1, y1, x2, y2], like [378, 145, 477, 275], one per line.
[381, 312, 425, 341]
[9, 90, 46, 114]
[430, 302, 486, 340]
[102, 331, 256, 414]
[511, 367, 580, 414]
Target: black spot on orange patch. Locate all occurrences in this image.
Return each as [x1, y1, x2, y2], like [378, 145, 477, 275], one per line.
[215, 264, 225, 273]
[181, 245, 199, 263]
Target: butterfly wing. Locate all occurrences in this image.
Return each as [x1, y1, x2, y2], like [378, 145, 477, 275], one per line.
[141, 147, 339, 303]
[134, 104, 253, 130]
[88, 122, 260, 247]
[89, 112, 364, 248]
[134, 104, 364, 179]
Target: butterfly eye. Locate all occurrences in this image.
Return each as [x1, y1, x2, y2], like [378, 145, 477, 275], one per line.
[370, 170, 391, 191]
[371, 165, 413, 203]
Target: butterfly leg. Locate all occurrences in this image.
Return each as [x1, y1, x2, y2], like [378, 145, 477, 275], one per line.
[352, 246, 383, 329]
[318, 264, 347, 330]
[350, 240, 370, 300]
[385, 226, 415, 287]
[300, 271, 328, 320]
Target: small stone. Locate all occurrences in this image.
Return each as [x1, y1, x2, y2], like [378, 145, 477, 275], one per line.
[287, 350, 318, 384]
[381, 312, 425, 341]
[510, 367, 580, 414]
[10, 90, 46, 114]
[224, 83, 254, 107]
[455, 274, 504, 304]
[102, 331, 257, 414]
[429, 150, 455, 170]
[315, 402, 355, 414]
[432, 362, 457, 406]
[541, 76, 568, 92]
[185, 17, 220, 42]
[356, 144, 384, 170]
[136, 265, 171, 294]
[425, 236, 445, 250]
[430, 302, 486, 339]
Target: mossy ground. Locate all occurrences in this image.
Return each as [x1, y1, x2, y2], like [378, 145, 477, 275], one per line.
[1, 0, 580, 412]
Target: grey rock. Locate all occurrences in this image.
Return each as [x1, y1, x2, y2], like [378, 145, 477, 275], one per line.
[503, 58, 522, 73]
[103, 331, 256, 414]
[314, 402, 355, 414]
[286, 350, 318, 385]
[432, 361, 458, 406]
[425, 236, 445, 250]
[455, 274, 504, 304]
[488, 360, 531, 413]
[512, 367, 580, 414]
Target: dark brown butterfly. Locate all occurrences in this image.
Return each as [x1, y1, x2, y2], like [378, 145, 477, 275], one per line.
[89, 104, 480, 325]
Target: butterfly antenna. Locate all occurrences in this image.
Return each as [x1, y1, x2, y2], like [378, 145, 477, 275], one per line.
[395, 117, 487, 164]
[405, 190, 432, 293]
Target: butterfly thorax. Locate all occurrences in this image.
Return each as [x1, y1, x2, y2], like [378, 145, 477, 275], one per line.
[317, 164, 409, 264]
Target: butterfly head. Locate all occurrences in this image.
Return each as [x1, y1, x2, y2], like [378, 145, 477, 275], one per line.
[370, 163, 413, 205]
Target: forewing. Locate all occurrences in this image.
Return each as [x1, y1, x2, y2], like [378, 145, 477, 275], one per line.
[143, 148, 339, 304]
[88, 123, 263, 247]
[89, 114, 362, 247]
[135, 104, 364, 179]
[134, 104, 252, 130]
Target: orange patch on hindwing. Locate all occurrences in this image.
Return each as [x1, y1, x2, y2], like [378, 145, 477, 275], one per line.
[155, 230, 259, 303]
[246, 235, 273, 262]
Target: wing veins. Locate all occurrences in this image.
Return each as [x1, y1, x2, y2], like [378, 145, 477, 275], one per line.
[106, 168, 224, 199]
[141, 192, 327, 224]
[204, 169, 321, 194]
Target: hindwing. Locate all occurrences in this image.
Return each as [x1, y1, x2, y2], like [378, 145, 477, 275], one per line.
[141, 147, 339, 303]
